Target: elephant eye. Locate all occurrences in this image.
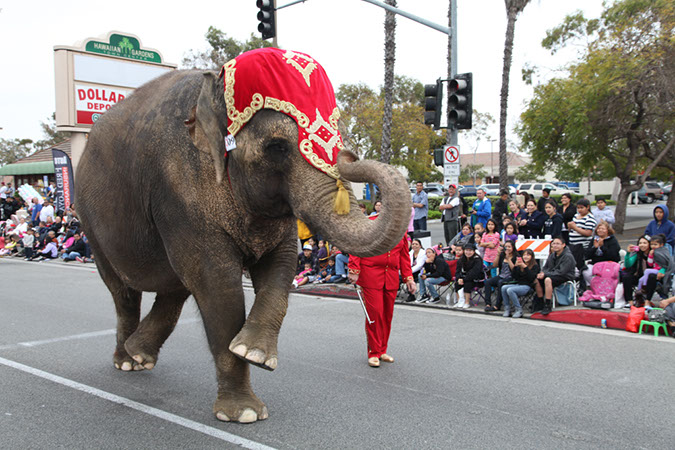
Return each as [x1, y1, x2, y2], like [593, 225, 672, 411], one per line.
[264, 138, 291, 160]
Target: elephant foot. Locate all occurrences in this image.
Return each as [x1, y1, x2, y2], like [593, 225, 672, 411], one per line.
[113, 349, 145, 372]
[213, 391, 269, 424]
[123, 335, 158, 370]
[228, 326, 278, 371]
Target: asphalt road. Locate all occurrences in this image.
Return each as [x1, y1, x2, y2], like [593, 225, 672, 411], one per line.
[1, 257, 674, 449]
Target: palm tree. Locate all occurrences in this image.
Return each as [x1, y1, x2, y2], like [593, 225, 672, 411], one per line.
[499, 0, 530, 191]
[380, 0, 397, 164]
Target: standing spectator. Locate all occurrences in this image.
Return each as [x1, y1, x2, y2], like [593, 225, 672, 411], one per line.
[519, 199, 545, 239]
[507, 199, 526, 225]
[501, 221, 519, 243]
[542, 200, 564, 239]
[471, 188, 492, 228]
[417, 248, 452, 304]
[480, 219, 501, 274]
[592, 198, 615, 225]
[492, 190, 510, 227]
[30, 198, 43, 227]
[537, 188, 557, 213]
[0, 182, 8, 200]
[348, 218, 415, 368]
[22, 228, 36, 260]
[534, 237, 576, 315]
[2, 196, 19, 222]
[582, 221, 621, 286]
[568, 198, 597, 249]
[439, 184, 462, 246]
[502, 249, 540, 318]
[557, 193, 576, 243]
[39, 200, 55, 223]
[412, 182, 428, 231]
[644, 205, 674, 253]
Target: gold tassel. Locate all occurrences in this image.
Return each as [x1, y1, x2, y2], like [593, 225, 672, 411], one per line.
[334, 179, 350, 215]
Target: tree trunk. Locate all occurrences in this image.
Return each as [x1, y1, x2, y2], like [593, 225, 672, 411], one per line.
[615, 180, 642, 234]
[380, 0, 397, 164]
[667, 189, 675, 221]
[498, 10, 516, 191]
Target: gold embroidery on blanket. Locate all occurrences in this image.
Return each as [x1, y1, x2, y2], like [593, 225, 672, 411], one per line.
[282, 50, 317, 87]
[300, 139, 340, 179]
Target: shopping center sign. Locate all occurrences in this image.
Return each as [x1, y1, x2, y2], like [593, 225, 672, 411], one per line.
[54, 31, 176, 131]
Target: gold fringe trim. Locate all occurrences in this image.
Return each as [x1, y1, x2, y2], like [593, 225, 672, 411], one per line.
[334, 180, 350, 215]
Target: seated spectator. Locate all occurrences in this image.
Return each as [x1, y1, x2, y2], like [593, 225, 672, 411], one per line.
[453, 243, 484, 309]
[449, 223, 474, 252]
[658, 296, 675, 338]
[473, 222, 485, 235]
[518, 199, 545, 239]
[591, 198, 615, 225]
[297, 243, 318, 274]
[582, 220, 620, 286]
[316, 239, 329, 266]
[37, 237, 59, 260]
[642, 234, 674, 303]
[8, 216, 28, 237]
[316, 257, 337, 283]
[501, 221, 518, 243]
[417, 247, 453, 304]
[644, 204, 674, 254]
[534, 237, 575, 315]
[485, 240, 517, 312]
[59, 232, 87, 262]
[406, 239, 426, 303]
[502, 248, 540, 318]
[359, 203, 367, 215]
[622, 235, 651, 306]
[293, 263, 314, 288]
[507, 200, 526, 225]
[369, 200, 382, 217]
[537, 188, 557, 213]
[542, 200, 563, 239]
[331, 245, 350, 284]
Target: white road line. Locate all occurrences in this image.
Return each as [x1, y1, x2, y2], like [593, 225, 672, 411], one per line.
[0, 356, 276, 450]
[0, 318, 202, 351]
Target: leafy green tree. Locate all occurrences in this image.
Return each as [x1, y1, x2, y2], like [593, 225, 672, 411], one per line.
[0, 138, 32, 166]
[33, 113, 70, 151]
[181, 27, 272, 69]
[459, 164, 488, 186]
[517, 0, 675, 232]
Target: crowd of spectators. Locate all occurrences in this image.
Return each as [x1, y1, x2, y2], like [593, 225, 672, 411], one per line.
[293, 185, 675, 334]
[0, 183, 93, 263]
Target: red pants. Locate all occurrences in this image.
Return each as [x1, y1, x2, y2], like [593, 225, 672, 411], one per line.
[362, 287, 397, 358]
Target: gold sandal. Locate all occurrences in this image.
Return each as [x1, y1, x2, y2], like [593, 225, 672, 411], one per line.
[380, 354, 394, 363]
[368, 357, 380, 367]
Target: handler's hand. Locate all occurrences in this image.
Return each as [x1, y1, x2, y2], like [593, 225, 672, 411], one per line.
[348, 273, 359, 284]
[406, 279, 417, 295]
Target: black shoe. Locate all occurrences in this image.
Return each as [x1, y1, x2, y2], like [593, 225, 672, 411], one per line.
[428, 297, 441, 304]
[334, 277, 346, 284]
[405, 294, 416, 302]
[531, 297, 544, 313]
[541, 299, 552, 316]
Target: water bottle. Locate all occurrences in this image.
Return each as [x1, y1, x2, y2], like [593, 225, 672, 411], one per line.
[601, 318, 607, 329]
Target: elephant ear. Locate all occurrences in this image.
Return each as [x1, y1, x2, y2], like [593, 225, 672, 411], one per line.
[185, 72, 226, 184]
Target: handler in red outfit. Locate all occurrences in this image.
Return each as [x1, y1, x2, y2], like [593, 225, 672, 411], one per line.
[348, 215, 416, 367]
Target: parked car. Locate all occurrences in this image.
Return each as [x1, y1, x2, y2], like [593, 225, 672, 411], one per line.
[426, 183, 446, 193]
[477, 184, 516, 196]
[637, 182, 664, 204]
[459, 185, 478, 197]
[551, 182, 580, 193]
[409, 186, 444, 198]
[516, 182, 573, 198]
[663, 184, 671, 198]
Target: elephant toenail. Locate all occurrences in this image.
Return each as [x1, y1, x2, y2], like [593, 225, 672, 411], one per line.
[230, 344, 247, 358]
[121, 362, 132, 371]
[144, 362, 155, 370]
[216, 412, 230, 422]
[260, 406, 269, 420]
[238, 408, 257, 423]
[246, 349, 265, 364]
[265, 357, 278, 370]
[132, 355, 143, 363]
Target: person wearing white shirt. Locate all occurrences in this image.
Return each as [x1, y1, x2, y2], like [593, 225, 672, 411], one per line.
[0, 183, 8, 200]
[406, 239, 427, 302]
[439, 184, 462, 246]
[591, 198, 615, 225]
[39, 201, 55, 223]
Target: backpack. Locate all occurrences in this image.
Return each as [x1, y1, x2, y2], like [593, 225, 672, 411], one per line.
[579, 261, 621, 306]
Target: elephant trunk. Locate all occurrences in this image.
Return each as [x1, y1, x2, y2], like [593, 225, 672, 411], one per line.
[291, 150, 412, 258]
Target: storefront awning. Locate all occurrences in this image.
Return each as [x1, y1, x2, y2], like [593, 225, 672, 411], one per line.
[0, 161, 55, 176]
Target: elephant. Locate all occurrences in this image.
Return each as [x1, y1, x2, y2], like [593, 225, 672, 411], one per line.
[76, 48, 411, 423]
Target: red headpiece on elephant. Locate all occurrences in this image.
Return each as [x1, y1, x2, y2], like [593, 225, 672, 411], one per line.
[221, 47, 350, 214]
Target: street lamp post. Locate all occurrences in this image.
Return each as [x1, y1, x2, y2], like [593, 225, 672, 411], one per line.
[490, 139, 496, 182]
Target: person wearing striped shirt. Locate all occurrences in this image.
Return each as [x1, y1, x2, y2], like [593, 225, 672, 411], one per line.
[567, 198, 597, 249]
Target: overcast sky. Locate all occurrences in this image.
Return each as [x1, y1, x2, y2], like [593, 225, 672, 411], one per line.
[0, 0, 604, 154]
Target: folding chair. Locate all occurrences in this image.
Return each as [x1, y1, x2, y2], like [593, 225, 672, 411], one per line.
[469, 267, 489, 307]
[552, 280, 577, 309]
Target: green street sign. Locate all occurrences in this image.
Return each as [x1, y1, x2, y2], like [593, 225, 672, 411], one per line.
[85, 34, 162, 63]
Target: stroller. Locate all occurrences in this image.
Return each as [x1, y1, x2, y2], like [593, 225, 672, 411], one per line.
[579, 261, 621, 309]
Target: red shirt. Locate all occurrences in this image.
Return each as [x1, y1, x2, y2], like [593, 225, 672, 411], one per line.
[348, 233, 413, 290]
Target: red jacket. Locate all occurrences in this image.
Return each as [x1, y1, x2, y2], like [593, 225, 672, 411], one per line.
[348, 232, 413, 290]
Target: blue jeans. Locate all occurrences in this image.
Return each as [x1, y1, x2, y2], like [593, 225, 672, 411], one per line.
[501, 284, 532, 310]
[61, 251, 81, 261]
[335, 253, 349, 277]
[420, 276, 446, 298]
[413, 217, 427, 231]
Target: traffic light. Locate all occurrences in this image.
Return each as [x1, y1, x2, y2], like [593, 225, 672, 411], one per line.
[424, 79, 443, 130]
[433, 148, 444, 166]
[448, 72, 472, 130]
[257, 0, 276, 40]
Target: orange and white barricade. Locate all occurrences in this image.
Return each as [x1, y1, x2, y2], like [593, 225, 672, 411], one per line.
[516, 238, 552, 260]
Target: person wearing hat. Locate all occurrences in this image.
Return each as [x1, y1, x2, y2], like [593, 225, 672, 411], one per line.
[452, 242, 484, 309]
[297, 243, 318, 279]
[348, 212, 415, 367]
[537, 188, 557, 213]
[439, 184, 462, 246]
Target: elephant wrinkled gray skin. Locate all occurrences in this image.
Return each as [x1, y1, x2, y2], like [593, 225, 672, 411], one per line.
[76, 69, 411, 423]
